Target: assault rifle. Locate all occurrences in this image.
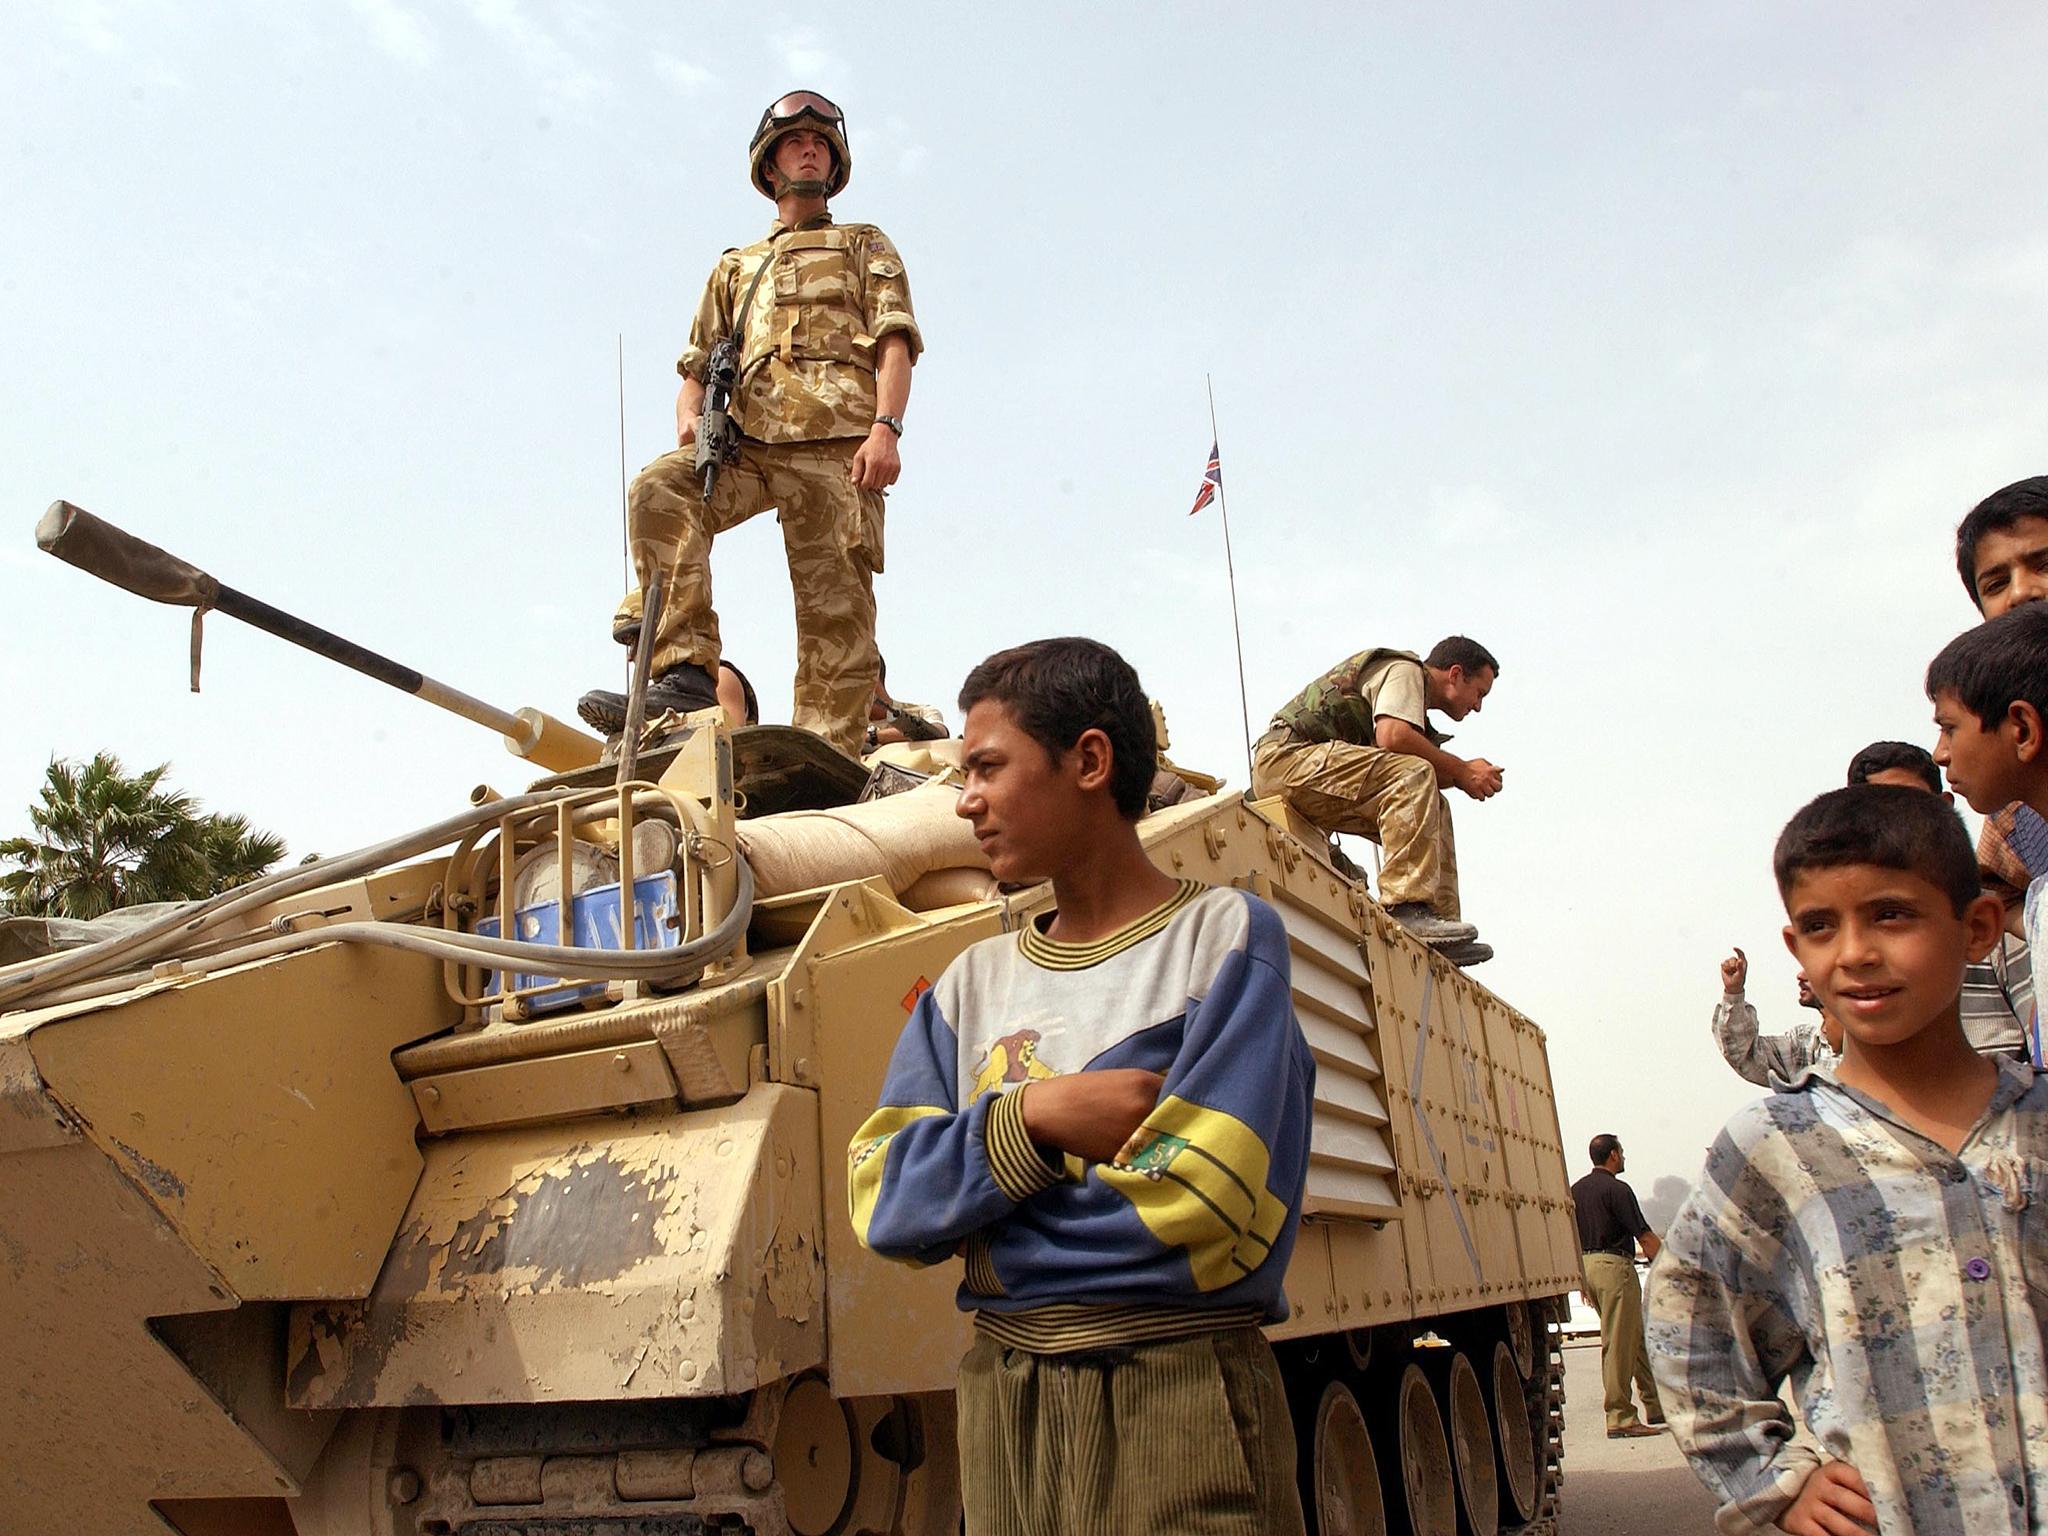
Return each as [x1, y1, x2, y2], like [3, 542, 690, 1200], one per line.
[872, 697, 949, 746]
[693, 241, 782, 500]
[693, 333, 742, 500]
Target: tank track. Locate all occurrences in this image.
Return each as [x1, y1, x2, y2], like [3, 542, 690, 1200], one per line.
[1502, 1300, 1567, 1536]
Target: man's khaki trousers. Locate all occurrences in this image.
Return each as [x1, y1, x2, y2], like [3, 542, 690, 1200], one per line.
[1581, 1252, 1663, 1430]
[1250, 735, 1461, 917]
[628, 438, 881, 757]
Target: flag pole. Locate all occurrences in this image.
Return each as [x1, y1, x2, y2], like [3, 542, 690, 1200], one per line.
[1206, 374, 1256, 786]
[617, 334, 631, 578]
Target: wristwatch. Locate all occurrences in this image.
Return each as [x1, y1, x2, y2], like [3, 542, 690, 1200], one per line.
[875, 414, 905, 438]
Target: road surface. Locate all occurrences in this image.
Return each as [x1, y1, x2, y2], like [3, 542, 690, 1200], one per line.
[1558, 1340, 1720, 1533]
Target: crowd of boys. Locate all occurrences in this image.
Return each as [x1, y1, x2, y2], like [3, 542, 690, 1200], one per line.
[1712, 740, 2034, 1084]
[1639, 475, 2048, 1536]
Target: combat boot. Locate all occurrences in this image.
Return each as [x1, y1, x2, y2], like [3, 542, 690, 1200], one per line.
[577, 662, 721, 735]
[1435, 939, 1494, 967]
[1385, 902, 1479, 945]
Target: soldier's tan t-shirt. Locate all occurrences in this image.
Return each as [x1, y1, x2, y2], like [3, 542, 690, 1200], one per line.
[678, 213, 922, 446]
[1270, 648, 1435, 746]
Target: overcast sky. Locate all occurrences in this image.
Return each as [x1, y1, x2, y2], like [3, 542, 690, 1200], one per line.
[5, 2, 2047, 1193]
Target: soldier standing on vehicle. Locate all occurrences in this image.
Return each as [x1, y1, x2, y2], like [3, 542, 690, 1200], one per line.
[1250, 637, 1502, 965]
[579, 91, 921, 757]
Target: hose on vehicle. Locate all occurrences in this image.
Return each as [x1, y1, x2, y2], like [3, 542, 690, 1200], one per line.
[0, 788, 754, 1013]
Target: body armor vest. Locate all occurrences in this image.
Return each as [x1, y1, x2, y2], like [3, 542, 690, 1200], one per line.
[738, 228, 877, 392]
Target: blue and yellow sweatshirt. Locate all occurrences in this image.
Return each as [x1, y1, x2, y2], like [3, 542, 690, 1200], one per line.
[848, 880, 1316, 1352]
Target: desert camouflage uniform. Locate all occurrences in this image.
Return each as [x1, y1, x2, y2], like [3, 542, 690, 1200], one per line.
[1249, 648, 1461, 918]
[627, 212, 921, 755]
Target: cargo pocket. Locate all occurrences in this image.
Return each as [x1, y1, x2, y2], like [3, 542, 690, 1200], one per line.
[828, 472, 885, 575]
[775, 246, 857, 305]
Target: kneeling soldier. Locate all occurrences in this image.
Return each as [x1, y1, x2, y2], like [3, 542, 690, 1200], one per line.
[1251, 637, 1504, 964]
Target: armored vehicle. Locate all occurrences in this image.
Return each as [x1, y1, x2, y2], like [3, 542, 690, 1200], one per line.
[5, 503, 1581, 1536]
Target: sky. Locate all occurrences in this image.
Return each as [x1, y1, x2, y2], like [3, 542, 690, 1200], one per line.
[5, 2, 2048, 1195]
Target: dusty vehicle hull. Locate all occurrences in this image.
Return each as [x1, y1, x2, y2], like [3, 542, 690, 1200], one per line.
[0, 747, 1577, 1536]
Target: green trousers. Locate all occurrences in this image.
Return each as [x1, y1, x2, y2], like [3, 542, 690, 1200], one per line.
[956, 1326, 1306, 1536]
[1582, 1251, 1664, 1429]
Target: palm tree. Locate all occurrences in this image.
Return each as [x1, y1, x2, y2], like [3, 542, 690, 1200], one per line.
[187, 812, 289, 897]
[0, 754, 287, 918]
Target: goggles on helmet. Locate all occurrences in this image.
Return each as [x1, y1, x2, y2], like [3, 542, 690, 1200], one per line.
[754, 91, 844, 145]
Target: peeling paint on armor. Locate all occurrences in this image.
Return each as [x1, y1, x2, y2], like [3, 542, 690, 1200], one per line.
[112, 1138, 186, 1201]
[429, 1154, 669, 1292]
[285, 1086, 826, 1410]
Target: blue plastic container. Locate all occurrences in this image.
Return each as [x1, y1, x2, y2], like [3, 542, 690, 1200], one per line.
[474, 871, 681, 1015]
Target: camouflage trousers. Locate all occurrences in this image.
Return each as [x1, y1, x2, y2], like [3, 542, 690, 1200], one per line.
[1250, 731, 1461, 918]
[627, 438, 882, 756]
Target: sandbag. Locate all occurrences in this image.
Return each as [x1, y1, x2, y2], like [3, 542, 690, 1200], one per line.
[899, 867, 1001, 910]
[865, 738, 963, 779]
[738, 778, 989, 898]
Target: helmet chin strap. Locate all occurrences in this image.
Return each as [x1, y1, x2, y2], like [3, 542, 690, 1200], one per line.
[772, 174, 830, 200]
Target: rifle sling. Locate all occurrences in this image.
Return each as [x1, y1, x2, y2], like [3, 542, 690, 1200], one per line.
[718, 237, 784, 392]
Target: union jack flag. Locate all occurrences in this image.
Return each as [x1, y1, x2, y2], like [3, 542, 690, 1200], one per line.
[1188, 441, 1222, 515]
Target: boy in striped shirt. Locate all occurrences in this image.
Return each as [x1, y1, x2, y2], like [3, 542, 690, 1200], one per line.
[1648, 785, 2048, 1534]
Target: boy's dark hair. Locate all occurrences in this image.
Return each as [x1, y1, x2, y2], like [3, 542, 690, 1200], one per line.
[1955, 476, 2048, 607]
[1426, 635, 1500, 675]
[958, 637, 1157, 820]
[1845, 740, 1941, 794]
[1924, 602, 2048, 729]
[1588, 1133, 1620, 1167]
[1772, 785, 1981, 917]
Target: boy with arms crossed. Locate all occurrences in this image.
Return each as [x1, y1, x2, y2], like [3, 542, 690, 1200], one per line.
[848, 637, 1315, 1536]
[1647, 785, 2048, 1535]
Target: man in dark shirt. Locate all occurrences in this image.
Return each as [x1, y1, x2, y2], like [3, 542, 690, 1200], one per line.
[1570, 1133, 1665, 1438]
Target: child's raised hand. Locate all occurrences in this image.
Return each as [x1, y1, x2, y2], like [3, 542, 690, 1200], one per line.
[1019, 1070, 1165, 1164]
[1721, 948, 1748, 992]
[1780, 1459, 1876, 1536]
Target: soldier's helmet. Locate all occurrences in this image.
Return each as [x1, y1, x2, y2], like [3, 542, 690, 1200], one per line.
[748, 90, 851, 199]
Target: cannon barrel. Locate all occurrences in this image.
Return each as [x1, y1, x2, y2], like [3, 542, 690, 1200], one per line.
[36, 500, 601, 772]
